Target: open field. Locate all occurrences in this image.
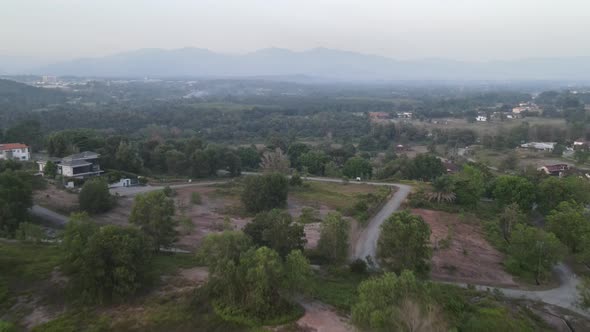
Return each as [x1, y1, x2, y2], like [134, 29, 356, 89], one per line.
[411, 208, 517, 287]
[94, 180, 382, 250]
[410, 117, 568, 136]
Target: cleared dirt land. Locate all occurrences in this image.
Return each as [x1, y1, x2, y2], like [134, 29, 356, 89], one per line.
[33, 183, 79, 215]
[411, 208, 517, 287]
[95, 181, 379, 251]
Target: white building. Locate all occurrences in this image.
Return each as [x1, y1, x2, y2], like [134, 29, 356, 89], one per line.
[38, 151, 102, 178]
[0, 143, 30, 161]
[520, 142, 556, 152]
[476, 115, 488, 122]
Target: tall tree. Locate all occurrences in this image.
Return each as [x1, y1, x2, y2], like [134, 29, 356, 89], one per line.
[492, 175, 535, 211]
[342, 156, 373, 179]
[377, 211, 432, 275]
[0, 170, 32, 236]
[129, 190, 177, 251]
[244, 209, 306, 258]
[79, 178, 114, 214]
[507, 224, 566, 285]
[241, 173, 288, 213]
[546, 201, 590, 253]
[317, 212, 350, 264]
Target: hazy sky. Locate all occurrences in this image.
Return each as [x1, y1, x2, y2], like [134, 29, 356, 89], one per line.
[2, 0, 589, 61]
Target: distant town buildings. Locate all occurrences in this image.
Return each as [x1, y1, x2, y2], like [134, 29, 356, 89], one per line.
[0, 143, 30, 161]
[368, 112, 390, 120]
[538, 164, 570, 177]
[396, 112, 413, 119]
[512, 102, 539, 114]
[475, 114, 488, 122]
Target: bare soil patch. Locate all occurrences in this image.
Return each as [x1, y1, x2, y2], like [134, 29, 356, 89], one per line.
[296, 301, 352, 332]
[411, 208, 516, 287]
[33, 184, 79, 215]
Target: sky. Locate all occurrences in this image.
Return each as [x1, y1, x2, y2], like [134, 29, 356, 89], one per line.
[1, 0, 589, 62]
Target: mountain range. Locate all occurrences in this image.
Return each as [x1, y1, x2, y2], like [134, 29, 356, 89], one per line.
[3, 47, 590, 81]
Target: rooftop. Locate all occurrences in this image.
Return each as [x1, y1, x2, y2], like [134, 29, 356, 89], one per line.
[60, 159, 92, 167]
[0, 143, 28, 151]
[62, 151, 99, 161]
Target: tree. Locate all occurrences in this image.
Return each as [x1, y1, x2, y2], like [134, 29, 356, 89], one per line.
[115, 141, 142, 173]
[287, 142, 310, 170]
[498, 203, 525, 243]
[507, 224, 566, 284]
[43, 160, 58, 178]
[198, 231, 253, 273]
[62, 215, 152, 304]
[225, 151, 242, 177]
[0, 170, 33, 236]
[241, 173, 288, 213]
[129, 190, 177, 251]
[236, 146, 260, 170]
[492, 175, 535, 211]
[426, 175, 456, 203]
[546, 201, 590, 253]
[317, 212, 349, 264]
[164, 149, 187, 175]
[536, 176, 590, 214]
[289, 172, 303, 186]
[79, 178, 114, 214]
[299, 150, 329, 175]
[190, 149, 211, 178]
[351, 271, 446, 331]
[259, 148, 290, 174]
[377, 211, 432, 275]
[243, 209, 306, 257]
[403, 154, 445, 181]
[201, 239, 311, 323]
[500, 152, 519, 171]
[343, 156, 373, 179]
[452, 164, 484, 207]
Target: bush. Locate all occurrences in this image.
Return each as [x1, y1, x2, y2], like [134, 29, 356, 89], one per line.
[289, 172, 303, 186]
[298, 207, 320, 224]
[78, 179, 114, 214]
[190, 192, 202, 205]
[62, 214, 153, 304]
[0, 320, 16, 332]
[15, 222, 45, 243]
[162, 185, 175, 197]
[241, 173, 288, 213]
[349, 259, 367, 274]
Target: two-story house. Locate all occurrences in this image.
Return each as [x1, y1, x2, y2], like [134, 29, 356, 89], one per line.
[38, 151, 103, 179]
[0, 143, 31, 161]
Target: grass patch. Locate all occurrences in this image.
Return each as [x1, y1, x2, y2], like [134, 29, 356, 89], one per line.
[150, 253, 202, 277]
[310, 267, 368, 312]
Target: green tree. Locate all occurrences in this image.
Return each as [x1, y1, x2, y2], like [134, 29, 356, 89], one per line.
[351, 271, 446, 331]
[536, 176, 590, 214]
[115, 141, 142, 173]
[43, 160, 58, 178]
[426, 175, 456, 203]
[377, 211, 432, 275]
[342, 156, 373, 179]
[498, 203, 525, 243]
[129, 190, 177, 251]
[546, 201, 590, 253]
[241, 173, 288, 213]
[0, 170, 33, 236]
[243, 209, 306, 257]
[62, 218, 152, 303]
[492, 175, 535, 211]
[79, 178, 114, 214]
[507, 224, 566, 284]
[317, 212, 349, 264]
[164, 149, 187, 175]
[403, 154, 445, 181]
[452, 164, 485, 207]
[299, 150, 329, 175]
[236, 146, 260, 170]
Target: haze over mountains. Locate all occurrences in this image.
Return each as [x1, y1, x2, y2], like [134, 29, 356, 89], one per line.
[3, 47, 590, 81]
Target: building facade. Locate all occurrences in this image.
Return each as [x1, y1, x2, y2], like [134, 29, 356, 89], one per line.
[0, 143, 30, 161]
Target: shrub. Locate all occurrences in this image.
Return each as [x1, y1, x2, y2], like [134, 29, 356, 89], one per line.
[15, 222, 45, 243]
[79, 179, 114, 214]
[190, 192, 202, 205]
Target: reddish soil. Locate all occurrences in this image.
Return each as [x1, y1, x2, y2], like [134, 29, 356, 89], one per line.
[297, 301, 353, 332]
[411, 208, 516, 287]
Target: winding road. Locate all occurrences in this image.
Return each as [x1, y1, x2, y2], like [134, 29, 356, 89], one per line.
[30, 174, 588, 318]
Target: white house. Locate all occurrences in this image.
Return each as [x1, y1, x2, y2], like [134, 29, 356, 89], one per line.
[476, 115, 488, 122]
[520, 142, 556, 152]
[0, 143, 30, 161]
[38, 151, 102, 179]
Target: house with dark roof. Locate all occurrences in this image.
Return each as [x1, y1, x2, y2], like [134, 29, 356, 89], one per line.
[38, 151, 102, 179]
[537, 164, 570, 176]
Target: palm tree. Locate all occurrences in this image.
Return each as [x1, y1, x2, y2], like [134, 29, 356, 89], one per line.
[426, 175, 456, 203]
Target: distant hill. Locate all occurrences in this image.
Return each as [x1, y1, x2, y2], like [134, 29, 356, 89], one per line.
[9, 48, 590, 81]
[0, 79, 65, 108]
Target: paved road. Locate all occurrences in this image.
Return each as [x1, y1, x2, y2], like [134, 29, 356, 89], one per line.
[110, 180, 229, 197]
[30, 205, 68, 226]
